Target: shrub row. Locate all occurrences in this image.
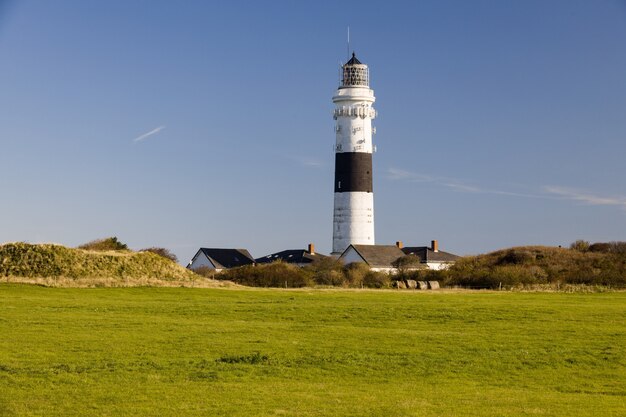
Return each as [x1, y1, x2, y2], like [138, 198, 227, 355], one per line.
[219, 258, 392, 288]
[219, 244, 626, 289]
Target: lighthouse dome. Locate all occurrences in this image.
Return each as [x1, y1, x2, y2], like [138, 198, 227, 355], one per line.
[341, 52, 369, 88]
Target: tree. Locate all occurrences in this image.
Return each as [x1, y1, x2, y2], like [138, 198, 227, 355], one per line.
[392, 254, 423, 276]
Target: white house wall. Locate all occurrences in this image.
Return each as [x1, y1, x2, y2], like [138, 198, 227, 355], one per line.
[339, 246, 366, 265]
[189, 251, 216, 270]
[371, 267, 397, 273]
[426, 262, 453, 271]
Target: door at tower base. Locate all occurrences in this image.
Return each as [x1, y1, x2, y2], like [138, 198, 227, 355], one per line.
[332, 192, 374, 254]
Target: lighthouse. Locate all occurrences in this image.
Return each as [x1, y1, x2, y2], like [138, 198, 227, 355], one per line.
[332, 52, 377, 254]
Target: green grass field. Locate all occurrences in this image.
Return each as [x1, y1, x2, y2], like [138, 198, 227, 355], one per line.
[0, 285, 624, 416]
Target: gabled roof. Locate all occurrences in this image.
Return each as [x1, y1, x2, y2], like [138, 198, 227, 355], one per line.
[343, 244, 405, 268]
[345, 52, 362, 66]
[198, 248, 255, 269]
[255, 249, 327, 265]
[401, 247, 460, 263]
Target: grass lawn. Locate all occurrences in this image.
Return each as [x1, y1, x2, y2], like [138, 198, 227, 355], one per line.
[0, 284, 624, 416]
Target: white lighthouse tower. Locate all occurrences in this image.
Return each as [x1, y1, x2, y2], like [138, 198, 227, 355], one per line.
[332, 52, 377, 254]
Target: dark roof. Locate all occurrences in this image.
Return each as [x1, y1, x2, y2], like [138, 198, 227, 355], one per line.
[255, 249, 327, 265]
[401, 247, 461, 263]
[345, 244, 405, 268]
[345, 52, 362, 66]
[198, 248, 255, 269]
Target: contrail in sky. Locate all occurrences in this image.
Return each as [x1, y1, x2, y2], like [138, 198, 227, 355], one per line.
[388, 167, 626, 212]
[132, 126, 165, 142]
[387, 167, 544, 199]
[543, 186, 626, 210]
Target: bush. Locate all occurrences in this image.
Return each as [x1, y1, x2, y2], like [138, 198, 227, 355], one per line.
[344, 262, 371, 287]
[497, 249, 536, 265]
[193, 266, 217, 279]
[363, 270, 390, 288]
[140, 247, 178, 262]
[312, 269, 346, 286]
[589, 242, 611, 253]
[221, 262, 313, 288]
[570, 240, 590, 252]
[588, 241, 626, 255]
[609, 242, 626, 255]
[79, 237, 128, 251]
[306, 258, 347, 286]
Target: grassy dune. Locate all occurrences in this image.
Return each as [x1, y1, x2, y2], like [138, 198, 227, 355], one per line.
[447, 245, 626, 288]
[0, 242, 226, 287]
[0, 285, 624, 416]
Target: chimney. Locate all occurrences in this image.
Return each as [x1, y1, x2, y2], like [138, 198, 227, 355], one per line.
[396, 241, 403, 249]
[308, 243, 315, 255]
[431, 240, 439, 252]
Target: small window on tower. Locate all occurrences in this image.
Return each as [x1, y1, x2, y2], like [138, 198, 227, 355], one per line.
[338, 181, 341, 189]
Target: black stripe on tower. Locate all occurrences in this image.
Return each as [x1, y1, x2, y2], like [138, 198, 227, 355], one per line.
[334, 152, 373, 193]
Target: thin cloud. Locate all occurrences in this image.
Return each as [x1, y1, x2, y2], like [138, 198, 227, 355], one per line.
[132, 126, 165, 142]
[387, 167, 549, 199]
[444, 182, 542, 199]
[387, 167, 496, 195]
[387, 167, 626, 212]
[543, 186, 626, 209]
[386, 168, 434, 182]
[442, 182, 483, 193]
[302, 159, 324, 168]
[285, 155, 324, 169]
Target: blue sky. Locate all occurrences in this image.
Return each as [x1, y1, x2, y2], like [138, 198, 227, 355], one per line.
[1, 0, 625, 263]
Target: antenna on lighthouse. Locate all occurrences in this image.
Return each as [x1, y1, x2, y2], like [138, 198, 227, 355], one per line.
[347, 26, 350, 61]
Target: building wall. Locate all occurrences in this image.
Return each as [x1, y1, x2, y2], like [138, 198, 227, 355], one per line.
[333, 87, 376, 154]
[189, 251, 216, 270]
[339, 246, 366, 265]
[332, 192, 375, 254]
[332, 85, 376, 255]
[371, 267, 397, 273]
[426, 262, 454, 271]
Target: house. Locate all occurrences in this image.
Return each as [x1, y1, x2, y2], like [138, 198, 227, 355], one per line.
[338, 244, 406, 273]
[338, 240, 461, 272]
[187, 248, 255, 272]
[255, 244, 327, 267]
[398, 240, 460, 270]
